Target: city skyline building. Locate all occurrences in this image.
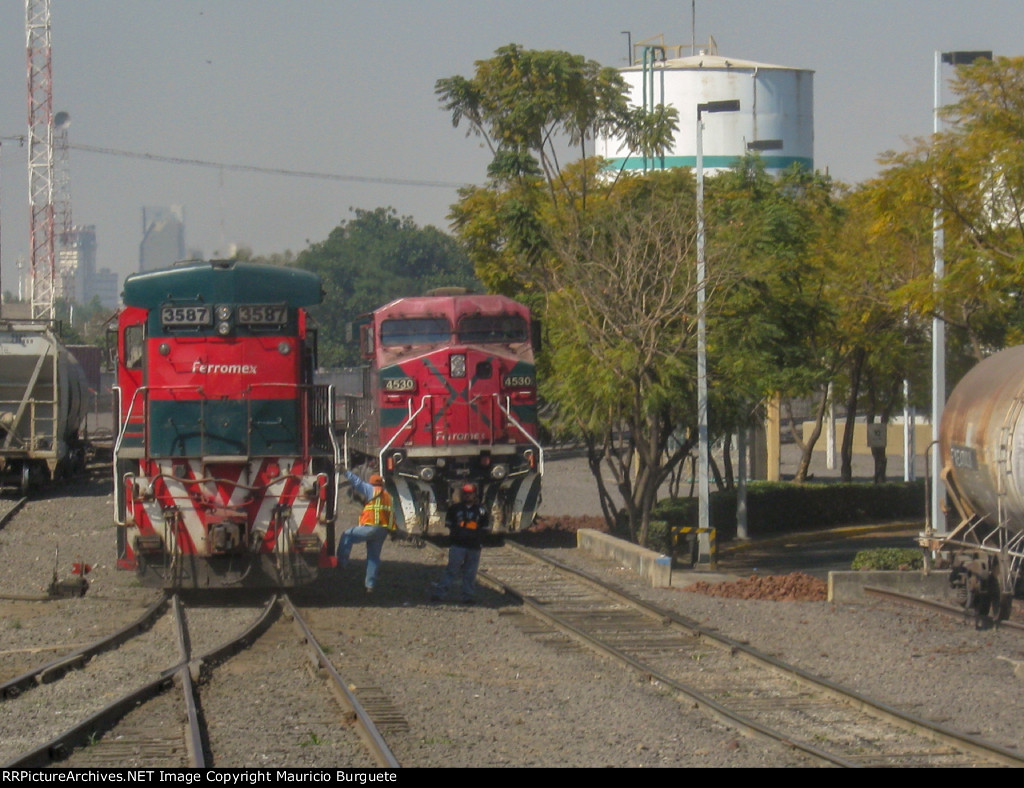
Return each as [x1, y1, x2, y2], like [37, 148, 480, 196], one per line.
[139, 205, 186, 272]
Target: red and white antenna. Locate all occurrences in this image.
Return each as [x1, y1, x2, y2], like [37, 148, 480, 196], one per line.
[26, 0, 55, 321]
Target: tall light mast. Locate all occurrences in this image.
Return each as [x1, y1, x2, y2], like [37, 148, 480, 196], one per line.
[26, 0, 55, 321]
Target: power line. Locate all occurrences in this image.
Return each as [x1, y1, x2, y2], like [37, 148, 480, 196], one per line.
[68, 143, 470, 189]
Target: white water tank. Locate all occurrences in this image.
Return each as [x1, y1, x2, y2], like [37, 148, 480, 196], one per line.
[598, 52, 814, 176]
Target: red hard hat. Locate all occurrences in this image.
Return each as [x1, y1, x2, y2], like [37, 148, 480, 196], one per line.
[461, 483, 476, 495]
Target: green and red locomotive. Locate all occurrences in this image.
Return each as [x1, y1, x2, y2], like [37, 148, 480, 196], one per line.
[113, 260, 339, 588]
[342, 291, 543, 536]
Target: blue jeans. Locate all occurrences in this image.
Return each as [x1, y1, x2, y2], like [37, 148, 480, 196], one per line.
[338, 525, 388, 590]
[435, 545, 482, 601]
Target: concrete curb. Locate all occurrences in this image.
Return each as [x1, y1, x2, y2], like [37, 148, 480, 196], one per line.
[576, 527, 953, 604]
[576, 529, 672, 588]
[828, 569, 952, 603]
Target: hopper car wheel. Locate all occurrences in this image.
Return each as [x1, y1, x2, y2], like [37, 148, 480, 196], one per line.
[19, 464, 30, 497]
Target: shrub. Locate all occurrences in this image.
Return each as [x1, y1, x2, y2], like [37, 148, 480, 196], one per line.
[850, 547, 923, 571]
[652, 479, 925, 546]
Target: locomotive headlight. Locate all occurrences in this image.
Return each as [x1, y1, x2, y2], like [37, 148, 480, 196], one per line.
[158, 342, 170, 356]
[490, 463, 508, 480]
[216, 305, 232, 321]
[450, 353, 467, 378]
[217, 321, 231, 336]
[419, 466, 436, 482]
[278, 341, 291, 355]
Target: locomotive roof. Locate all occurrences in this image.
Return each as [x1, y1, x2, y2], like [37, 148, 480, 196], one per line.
[374, 293, 528, 320]
[122, 260, 323, 308]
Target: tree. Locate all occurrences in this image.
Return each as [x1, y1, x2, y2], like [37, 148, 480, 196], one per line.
[294, 207, 478, 366]
[436, 44, 677, 211]
[710, 159, 847, 482]
[440, 47, 689, 544]
[826, 181, 932, 482]
[879, 56, 1024, 372]
[543, 169, 707, 544]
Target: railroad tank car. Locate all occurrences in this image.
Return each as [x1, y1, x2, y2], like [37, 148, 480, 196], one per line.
[340, 291, 543, 536]
[0, 319, 88, 493]
[928, 344, 1024, 620]
[113, 260, 339, 589]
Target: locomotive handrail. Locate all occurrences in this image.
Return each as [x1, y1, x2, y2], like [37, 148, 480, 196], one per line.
[377, 397, 429, 472]
[324, 384, 342, 521]
[498, 395, 545, 476]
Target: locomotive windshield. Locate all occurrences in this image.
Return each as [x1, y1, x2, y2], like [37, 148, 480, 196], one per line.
[457, 314, 528, 344]
[380, 317, 451, 346]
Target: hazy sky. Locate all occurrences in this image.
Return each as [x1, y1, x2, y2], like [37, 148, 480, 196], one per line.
[0, 0, 1021, 295]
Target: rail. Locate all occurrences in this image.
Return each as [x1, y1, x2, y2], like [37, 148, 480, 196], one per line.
[479, 542, 1024, 768]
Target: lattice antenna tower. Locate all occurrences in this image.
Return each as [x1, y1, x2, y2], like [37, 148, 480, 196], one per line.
[26, 0, 55, 321]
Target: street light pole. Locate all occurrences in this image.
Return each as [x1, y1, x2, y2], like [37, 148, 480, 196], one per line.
[931, 50, 991, 537]
[696, 99, 739, 561]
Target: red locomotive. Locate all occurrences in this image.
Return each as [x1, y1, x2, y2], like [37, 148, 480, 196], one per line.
[112, 260, 339, 588]
[341, 290, 543, 535]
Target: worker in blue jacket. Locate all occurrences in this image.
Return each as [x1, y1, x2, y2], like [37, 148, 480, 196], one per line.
[431, 482, 490, 604]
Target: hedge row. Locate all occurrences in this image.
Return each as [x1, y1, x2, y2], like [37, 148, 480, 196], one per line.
[649, 480, 926, 552]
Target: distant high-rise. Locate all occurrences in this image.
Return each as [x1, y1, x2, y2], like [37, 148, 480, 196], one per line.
[52, 225, 119, 309]
[88, 268, 120, 310]
[139, 206, 185, 272]
[55, 225, 96, 304]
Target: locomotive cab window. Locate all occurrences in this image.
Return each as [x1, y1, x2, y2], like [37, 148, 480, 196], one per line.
[457, 315, 528, 344]
[124, 324, 145, 370]
[380, 317, 451, 347]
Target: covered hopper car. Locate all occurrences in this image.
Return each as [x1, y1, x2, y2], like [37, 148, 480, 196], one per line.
[113, 260, 340, 588]
[340, 291, 543, 536]
[0, 319, 88, 493]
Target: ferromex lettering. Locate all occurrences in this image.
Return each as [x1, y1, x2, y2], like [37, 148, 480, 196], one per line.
[192, 361, 258, 375]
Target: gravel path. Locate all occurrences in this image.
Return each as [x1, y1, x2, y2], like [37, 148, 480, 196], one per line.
[1, 462, 1022, 767]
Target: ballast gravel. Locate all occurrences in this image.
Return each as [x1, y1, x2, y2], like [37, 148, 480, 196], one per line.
[0, 466, 1023, 768]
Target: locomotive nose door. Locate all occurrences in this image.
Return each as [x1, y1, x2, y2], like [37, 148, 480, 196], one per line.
[427, 350, 494, 449]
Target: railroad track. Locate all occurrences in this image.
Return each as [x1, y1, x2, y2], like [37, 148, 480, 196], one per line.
[863, 586, 1024, 633]
[0, 496, 27, 531]
[478, 541, 1024, 768]
[0, 594, 401, 768]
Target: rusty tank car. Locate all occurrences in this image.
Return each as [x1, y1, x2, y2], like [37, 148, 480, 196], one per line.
[927, 344, 1024, 621]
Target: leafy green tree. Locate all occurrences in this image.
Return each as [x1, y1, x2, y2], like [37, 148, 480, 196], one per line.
[711, 159, 846, 482]
[294, 207, 478, 366]
[439, 46, 686, 544]
[543, 169, 707, 544]
[436, 43, 677, 210]
[879, 56, 1024, 371]
[827, 181, 932, 481]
